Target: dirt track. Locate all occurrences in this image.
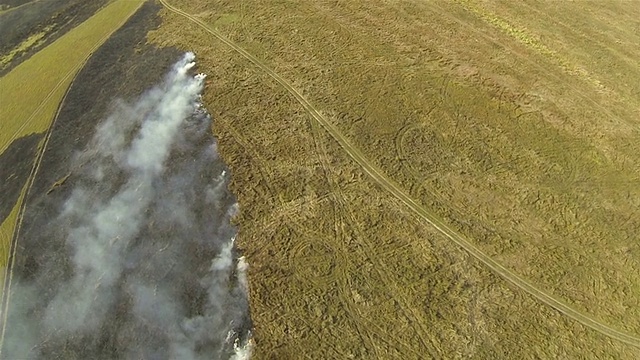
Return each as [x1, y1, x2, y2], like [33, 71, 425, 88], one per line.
[158, 0, 640, 349]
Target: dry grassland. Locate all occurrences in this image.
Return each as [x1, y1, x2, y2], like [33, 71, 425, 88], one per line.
[148, 0, 640, 357]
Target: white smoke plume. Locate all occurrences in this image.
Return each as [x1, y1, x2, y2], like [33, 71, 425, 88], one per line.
[1, 53, 252, 359]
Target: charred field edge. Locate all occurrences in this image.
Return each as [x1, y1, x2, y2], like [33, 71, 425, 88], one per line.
[3, 0, 180, 317]
[0, 0, 109, 76]
[3, 0, 252, 358]
[13, 0, 181, 218]
[0, 133, 42, 225]
[3, 2, 181, 352]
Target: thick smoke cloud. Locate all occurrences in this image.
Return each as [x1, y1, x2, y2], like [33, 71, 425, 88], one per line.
[1, 53, 252, 359]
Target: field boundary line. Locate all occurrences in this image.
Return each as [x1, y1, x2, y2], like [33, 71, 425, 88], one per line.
[0, 0, 145, 353]
[0, 1, 121, 153]
[159, 0, 640, 347]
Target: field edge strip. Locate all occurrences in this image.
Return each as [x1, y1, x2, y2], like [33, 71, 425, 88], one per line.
[0, 0, 146, 354]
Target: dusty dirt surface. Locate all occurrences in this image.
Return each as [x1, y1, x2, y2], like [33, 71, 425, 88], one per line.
[150, 0, 640, 358]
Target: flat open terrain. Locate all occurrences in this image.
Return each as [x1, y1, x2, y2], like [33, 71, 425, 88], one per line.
[0, 0, 143, 271]
[150, 0, 640, 358]
[0, 0, 109, 75]
[1, 0, 638, 358]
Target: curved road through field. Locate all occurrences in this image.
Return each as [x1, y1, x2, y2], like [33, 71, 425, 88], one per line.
[159, 0, 640, 348]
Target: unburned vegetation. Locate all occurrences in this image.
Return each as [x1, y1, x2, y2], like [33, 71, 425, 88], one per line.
[151, 0, 640, 357]
[0, 0, 110, 74]
[148, 0, 640, 357]
[0, 0, 144, 286]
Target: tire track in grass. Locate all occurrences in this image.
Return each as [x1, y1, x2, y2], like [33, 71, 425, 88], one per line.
[428, 0, 636, 129]
[159, 0, 640, 347]
[309, 108, 444, 356]
[307, 116, 398, 358]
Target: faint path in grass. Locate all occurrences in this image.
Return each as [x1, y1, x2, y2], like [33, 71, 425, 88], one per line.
[159, 0, 640, 348]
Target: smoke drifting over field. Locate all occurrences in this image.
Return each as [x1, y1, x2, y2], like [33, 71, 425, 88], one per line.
[1, 53, 252, 359]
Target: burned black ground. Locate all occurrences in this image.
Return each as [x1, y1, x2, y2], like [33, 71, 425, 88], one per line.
[15, 1, 180, 224]
[3, 2, 252, 358]
[7, 1, 179, 291]
[0, 0, 108, 75]
[0, 133, 42, 224]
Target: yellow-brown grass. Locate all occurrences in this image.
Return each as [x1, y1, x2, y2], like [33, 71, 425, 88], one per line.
[151, 0, 640, 357]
